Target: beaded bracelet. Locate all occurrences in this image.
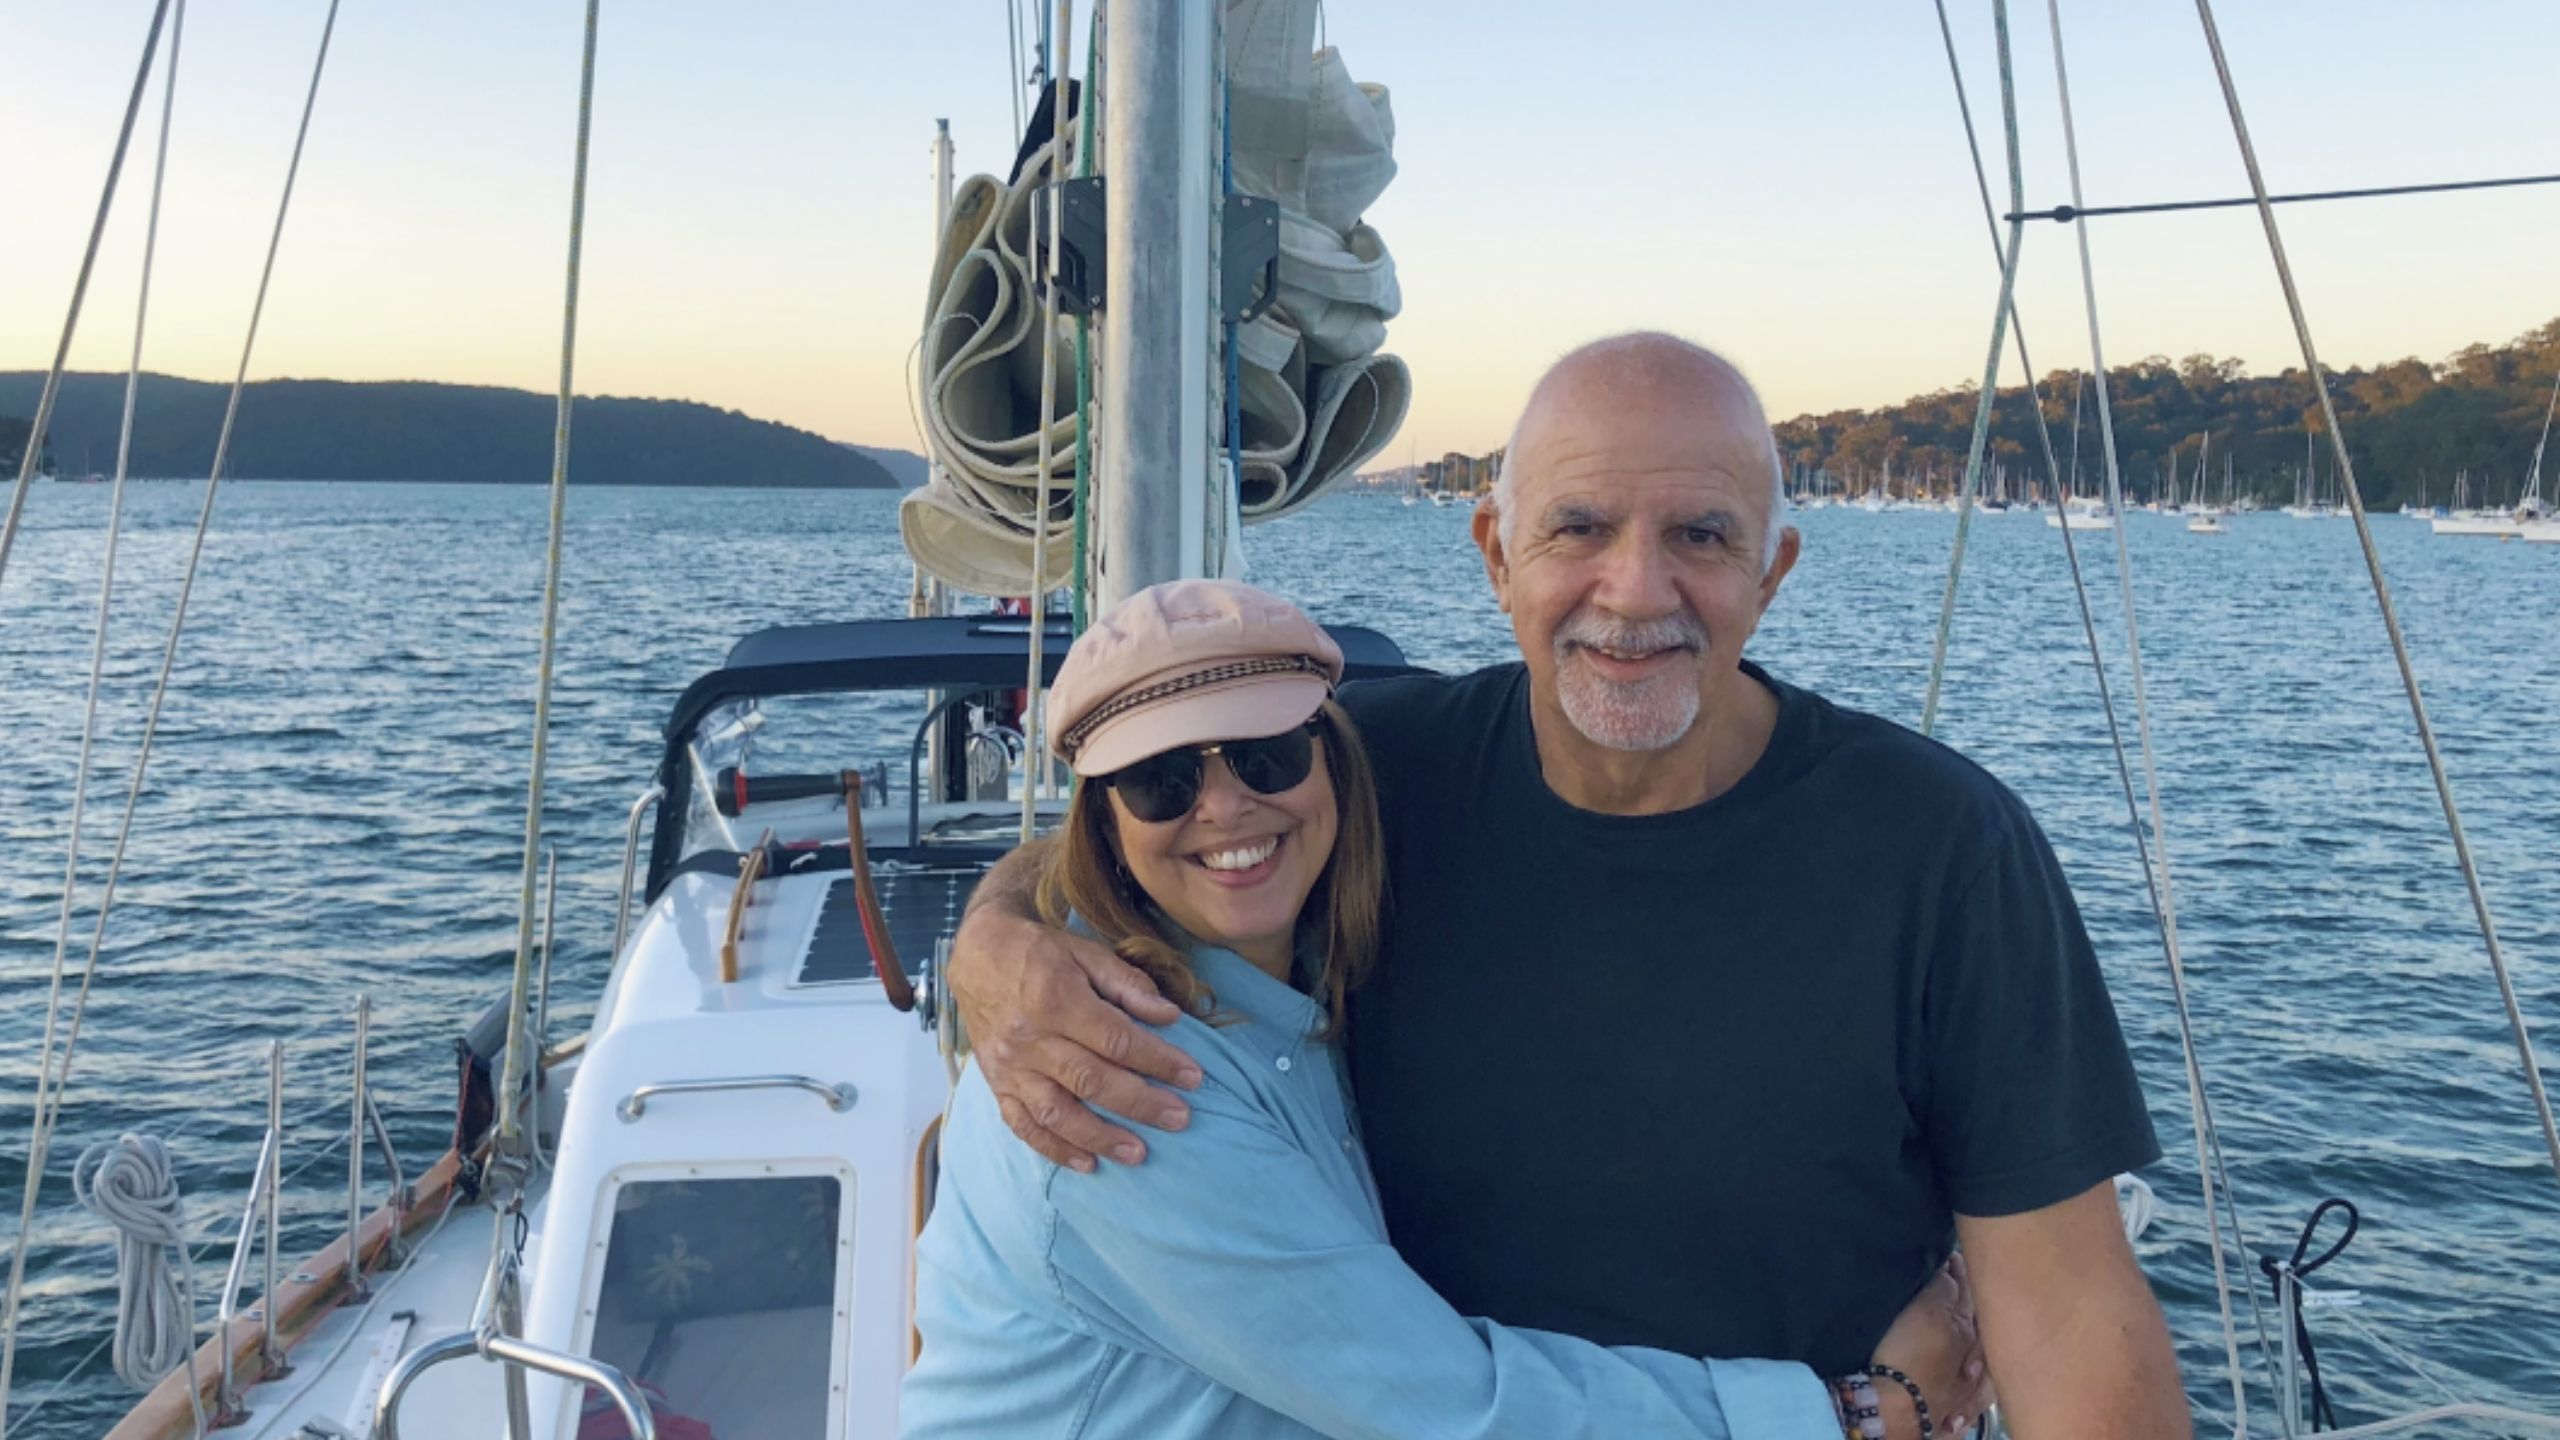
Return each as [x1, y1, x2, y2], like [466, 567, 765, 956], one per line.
[1868, 1362, 1934, 1440]
[1830, 1371, 1886, 1440]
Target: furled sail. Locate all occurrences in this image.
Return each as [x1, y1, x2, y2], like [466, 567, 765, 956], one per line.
[905, 0, 1410, 598]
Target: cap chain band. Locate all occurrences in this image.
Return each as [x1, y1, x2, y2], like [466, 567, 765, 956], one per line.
[1058, 654, 1332, 759]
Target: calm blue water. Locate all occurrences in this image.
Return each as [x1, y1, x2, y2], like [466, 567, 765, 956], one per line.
[3, 482, 2556, 1436]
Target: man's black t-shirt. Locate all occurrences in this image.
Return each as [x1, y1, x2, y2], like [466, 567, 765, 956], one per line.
[1337, 660, 2160, 1374]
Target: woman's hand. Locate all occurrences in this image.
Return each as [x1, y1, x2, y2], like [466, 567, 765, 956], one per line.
[1866, 1253, 1993, 1439]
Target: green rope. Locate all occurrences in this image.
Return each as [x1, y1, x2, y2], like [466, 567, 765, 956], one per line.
[1069, 8, 1099, 634]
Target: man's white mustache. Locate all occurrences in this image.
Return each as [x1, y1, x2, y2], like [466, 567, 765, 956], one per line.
[1554, 613, 1708, 659]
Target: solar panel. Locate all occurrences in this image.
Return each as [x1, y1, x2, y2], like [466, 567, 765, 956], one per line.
[795, 868, 980, 987]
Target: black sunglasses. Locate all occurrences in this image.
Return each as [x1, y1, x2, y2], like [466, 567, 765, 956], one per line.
[1102, 718, 1324, 824]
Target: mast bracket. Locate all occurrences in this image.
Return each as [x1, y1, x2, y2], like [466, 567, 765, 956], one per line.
[1038, 177, 1109, 315]
[1221, 194, 1281, 324]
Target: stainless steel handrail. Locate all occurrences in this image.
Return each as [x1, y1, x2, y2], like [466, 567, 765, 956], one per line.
[610, 784, 664, 965]
[617, 1074, 856, 1122]
[346, 996, 372, 1297]
[214, 1124, 278, 1417]
[372, 1247, 658, 1440]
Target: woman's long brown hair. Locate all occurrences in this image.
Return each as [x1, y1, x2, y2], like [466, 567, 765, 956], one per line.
[1035, 700, 1382, 1038]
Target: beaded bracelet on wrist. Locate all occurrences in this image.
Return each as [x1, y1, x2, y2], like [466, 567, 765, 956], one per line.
[1831, 1371, 1886, 1440]
[1867, 1362, 1933, 1440]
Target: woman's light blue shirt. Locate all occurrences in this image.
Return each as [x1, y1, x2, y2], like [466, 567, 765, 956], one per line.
[900, 940, 1839, 1439]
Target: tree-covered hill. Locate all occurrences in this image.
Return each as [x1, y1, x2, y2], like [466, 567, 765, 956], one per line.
[0, 372, 897, 489]
[1773, 317, 2560, 509]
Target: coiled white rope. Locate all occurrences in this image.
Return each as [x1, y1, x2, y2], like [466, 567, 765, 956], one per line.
[70, 1136, 197, 1392]
[2187, 0, 2560, 1197]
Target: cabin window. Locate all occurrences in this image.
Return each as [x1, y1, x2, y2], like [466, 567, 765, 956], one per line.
[583, 1173, 847, 1439]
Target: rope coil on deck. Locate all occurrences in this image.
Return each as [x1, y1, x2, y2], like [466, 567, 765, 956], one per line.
[71, 1135, 198, 1391]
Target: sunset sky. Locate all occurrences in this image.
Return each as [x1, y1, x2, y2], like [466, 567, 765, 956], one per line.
[5, 1, 2557, 460]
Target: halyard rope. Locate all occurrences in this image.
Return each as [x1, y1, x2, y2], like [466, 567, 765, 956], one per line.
[2187, 0, 2560, 1196]
[2045, 0, 2260, 1421]
[1022, 0, 1076, 843]
[493, 0, 604, 1195]
[1933, 8, 2280, 1399]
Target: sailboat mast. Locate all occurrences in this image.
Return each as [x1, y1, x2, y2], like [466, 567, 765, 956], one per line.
[2524, 365, 2559, 508]
[1095, 0, 1218, 610]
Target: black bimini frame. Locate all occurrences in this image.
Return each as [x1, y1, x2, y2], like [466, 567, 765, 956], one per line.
[645, 616, 1423, 899]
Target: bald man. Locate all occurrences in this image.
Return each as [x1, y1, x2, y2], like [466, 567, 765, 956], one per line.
[950, 333, 2189, 1438]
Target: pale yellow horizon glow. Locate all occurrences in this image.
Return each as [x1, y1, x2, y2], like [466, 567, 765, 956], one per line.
[6, 2, 2557, 462]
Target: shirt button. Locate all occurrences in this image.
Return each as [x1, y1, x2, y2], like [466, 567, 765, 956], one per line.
[1340, 1137, 1354, 1151]
[1275, 1057, 1292, 1073]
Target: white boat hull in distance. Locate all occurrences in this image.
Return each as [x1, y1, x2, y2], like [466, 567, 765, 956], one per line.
[2432, 516, 2522, 537]
[2522, 521, 2560, 543]
[2186, 517, 2227, 534]
[2047, 513, 2115, 531]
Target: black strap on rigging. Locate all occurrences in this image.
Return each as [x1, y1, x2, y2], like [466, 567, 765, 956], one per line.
[2008, 170, 2560, 223]
[2259, 1197, 2360, 1432]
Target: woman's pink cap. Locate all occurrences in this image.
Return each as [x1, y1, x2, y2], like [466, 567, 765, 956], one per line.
[1048, 579, 1344, 777]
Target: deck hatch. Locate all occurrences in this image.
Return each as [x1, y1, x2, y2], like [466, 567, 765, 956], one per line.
[794, 868, 978, 986]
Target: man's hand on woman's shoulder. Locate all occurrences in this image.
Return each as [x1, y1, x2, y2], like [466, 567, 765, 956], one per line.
[948, 842, 1203, 1172]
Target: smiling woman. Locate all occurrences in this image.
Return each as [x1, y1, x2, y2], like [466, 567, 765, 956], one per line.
[900, 578, 1929, 1439]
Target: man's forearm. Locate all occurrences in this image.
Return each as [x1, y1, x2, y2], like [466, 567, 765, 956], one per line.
[964, 835, 1054, 924]
[1959, 1189, 2191, 1439]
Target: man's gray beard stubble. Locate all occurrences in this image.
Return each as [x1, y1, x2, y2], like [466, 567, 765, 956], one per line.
[1551, 610, 1709, 752]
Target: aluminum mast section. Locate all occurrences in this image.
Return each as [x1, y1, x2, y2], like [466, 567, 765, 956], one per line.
[1094, 0, 1219, 609]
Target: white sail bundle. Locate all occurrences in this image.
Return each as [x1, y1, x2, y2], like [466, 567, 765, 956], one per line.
[905, 0, 1410, 598]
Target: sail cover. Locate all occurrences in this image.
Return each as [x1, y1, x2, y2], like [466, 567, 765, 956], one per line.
[905, 0, 1410, 598]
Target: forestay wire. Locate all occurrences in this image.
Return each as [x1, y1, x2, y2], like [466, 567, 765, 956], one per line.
[0, 5, 341, 1433]
[2186, 0, 2560, 1193]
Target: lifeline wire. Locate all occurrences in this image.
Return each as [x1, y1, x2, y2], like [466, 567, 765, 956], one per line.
[2046, 0, 2264, 1420]
[2188, 0, 2560, 1195]
[0, 0, 174, 607]
[1914, 0, 2026, 739]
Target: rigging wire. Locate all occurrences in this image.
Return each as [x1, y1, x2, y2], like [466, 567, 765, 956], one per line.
[2523, 365, 2558, 504]
[0, 0, 174, 609]
[1004, 0, 1027, 144]
[491, 0, 604, 1208]
[1070, 4, 1102, 634]
[2007, 169, 2560, 224]
[2187, 0, 2560, 1196]
[1022, 0, 1075, 842]
[1914, 0, 2026, 739]
[2044, 0, 2270, 1421]
[3, 4, 336, 1431]
[1932, 7, 2281, 1397]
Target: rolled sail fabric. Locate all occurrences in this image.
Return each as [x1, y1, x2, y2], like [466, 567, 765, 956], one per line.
[906, 0, 1407, 598]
